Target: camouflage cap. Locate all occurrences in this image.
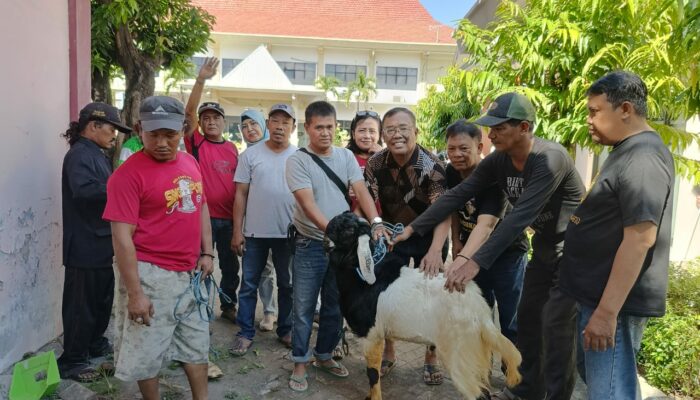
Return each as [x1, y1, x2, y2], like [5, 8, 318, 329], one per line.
[474, 92, 536, 127]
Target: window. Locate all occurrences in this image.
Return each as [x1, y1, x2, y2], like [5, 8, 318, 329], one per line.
[278, 61, 316, 85]
[222, 59, 242, 77]
[191, 56, 206, 72]
[325, 64, 367, 85]
[376, 66, 418, 90]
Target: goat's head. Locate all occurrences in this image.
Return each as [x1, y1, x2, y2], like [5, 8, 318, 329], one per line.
[324, 211, 377, 284]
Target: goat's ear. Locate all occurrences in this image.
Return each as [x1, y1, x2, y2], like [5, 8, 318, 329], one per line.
[356, 234, 376, 284]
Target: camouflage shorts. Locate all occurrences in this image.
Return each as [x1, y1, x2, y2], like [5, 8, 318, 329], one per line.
[113, 261, 209, 381]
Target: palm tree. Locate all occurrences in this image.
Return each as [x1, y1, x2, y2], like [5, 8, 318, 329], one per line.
[315, 75, 341, 101]
[345, 70, 377, 111]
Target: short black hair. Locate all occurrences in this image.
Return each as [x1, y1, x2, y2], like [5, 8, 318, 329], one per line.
[305, 101, 336, 123]
[445, 119, 481, 142]
[587, 71, 648, 117]
[505, 119, 535, 132]
[382, 107, 416, 127]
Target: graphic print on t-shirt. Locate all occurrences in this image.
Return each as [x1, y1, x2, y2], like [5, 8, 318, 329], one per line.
[506, 176, 524, 198]
[164, 175, 203, 214]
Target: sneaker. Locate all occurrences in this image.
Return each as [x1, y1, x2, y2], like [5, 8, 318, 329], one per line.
[259, 314, 277, 332]
[220, 308, 237, 323]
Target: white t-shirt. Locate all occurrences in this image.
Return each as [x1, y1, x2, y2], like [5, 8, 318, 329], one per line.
[234, 142, 297, 238]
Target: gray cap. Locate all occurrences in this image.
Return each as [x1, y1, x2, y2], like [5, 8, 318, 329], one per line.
[268, 103, 296, 120]
[139, 96, 185, 132]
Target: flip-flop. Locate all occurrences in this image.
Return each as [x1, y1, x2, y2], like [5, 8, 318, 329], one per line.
[289, 372, 309, 392]
[423, 363, 444, 385]
[311, 359, 349, 378]
[66, 367, 102, 383]
[380, 358, 397, 377]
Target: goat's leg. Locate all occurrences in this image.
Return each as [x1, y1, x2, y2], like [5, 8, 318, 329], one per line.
[364, 338, 384, 400]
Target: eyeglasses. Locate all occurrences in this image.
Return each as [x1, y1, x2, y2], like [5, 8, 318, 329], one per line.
[240, 120, 259, 131]
[355, 110, 379, 118]
[383, 125, 413, 136]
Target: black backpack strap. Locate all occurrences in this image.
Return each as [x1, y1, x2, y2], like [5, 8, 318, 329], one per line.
[298, 148, 352, 206]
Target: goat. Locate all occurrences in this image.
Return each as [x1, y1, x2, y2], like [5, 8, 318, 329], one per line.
[324, 211, 521, 400]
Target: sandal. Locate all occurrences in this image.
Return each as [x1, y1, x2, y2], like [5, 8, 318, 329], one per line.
[311, 359, 349, 378]
[229, 336, 253, 357]
[66, 366, 102, 383]
[380, 358, 396, 377]
[490, 389, 524, 400]
[277, 334, 292, 349]
[289, 372, 309, 392]
[332, 345, 344, 360]
[423, 363, 444, 385]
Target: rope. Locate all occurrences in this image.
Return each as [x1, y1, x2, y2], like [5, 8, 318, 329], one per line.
[371, 222, 405, 266]
[173, 271, 232, 322]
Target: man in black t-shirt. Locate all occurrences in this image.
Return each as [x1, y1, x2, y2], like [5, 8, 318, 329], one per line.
[559, 71, 674, 400]
[393, 92, 585, 400]
[444, 119, 529, 344]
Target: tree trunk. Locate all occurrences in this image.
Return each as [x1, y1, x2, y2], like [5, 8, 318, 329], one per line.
[91, 68, 113, 104]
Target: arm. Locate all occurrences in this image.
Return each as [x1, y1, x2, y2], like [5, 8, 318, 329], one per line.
[112, 221, 154, 325]
[292, 188, 330, 232]
[66, 155, 108, 201]
[471, 150, 569, 270]
[197, 204, 214, 276]
[351, 180, 389, 241]
[583, 222, 657, 352]
[419, 217, 451, 277]
[444, 214, 498, 292]
[184, 57, 219, 138]
[450, 213, 463, 259]
[231, 182, 250, 256]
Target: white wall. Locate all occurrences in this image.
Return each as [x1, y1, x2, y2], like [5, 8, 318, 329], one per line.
[0, 1, 69, 371]
[671, 118, 700, 261]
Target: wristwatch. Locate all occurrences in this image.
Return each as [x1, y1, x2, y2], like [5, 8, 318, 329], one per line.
[371, 217, 383, 225]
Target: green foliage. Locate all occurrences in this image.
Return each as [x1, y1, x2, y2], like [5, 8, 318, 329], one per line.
[344, 70, 378, 111]
[334, 126, 349, 147]
[638, 260, 700, 397]
[418, 0, 700, 180]
[315, 75, 342, 100]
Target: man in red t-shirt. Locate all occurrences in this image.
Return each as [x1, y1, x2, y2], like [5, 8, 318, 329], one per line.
[104, 96, 214, 400]
[183, 57, 240, 322]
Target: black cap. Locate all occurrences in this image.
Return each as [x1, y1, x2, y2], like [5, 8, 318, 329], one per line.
[78, 103, 131, 133]
[198, 102, 225, 118]
[474, 92, 537, 127]
[139, 96, 186, 132]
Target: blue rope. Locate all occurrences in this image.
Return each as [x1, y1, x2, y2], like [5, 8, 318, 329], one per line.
[173, 271, 232, 322]
[371, 222, 405, 266]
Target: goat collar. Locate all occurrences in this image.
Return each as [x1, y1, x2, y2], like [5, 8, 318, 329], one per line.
[356, 234, 377, 284]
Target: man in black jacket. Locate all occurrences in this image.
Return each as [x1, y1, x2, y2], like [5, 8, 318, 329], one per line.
[58, 103, 131, 382]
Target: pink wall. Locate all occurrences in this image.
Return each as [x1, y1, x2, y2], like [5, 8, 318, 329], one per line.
[0, 0, 91, 372]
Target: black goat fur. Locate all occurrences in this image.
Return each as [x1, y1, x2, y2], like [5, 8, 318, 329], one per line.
[325, 211, 405, 338]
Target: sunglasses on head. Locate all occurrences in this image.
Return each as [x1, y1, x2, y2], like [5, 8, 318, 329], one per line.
[355, 110, 379, 118]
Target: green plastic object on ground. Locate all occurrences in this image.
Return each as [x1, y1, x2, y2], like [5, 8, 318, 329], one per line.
[9, 351, 60, 400]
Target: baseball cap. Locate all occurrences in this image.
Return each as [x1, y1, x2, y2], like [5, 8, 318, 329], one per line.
[474, 92, 536, 127]
[198, 102, 225, 118]
[78, 102, 131, 133]
[139, 96, 185, 132]
[268, 103, 296, 120]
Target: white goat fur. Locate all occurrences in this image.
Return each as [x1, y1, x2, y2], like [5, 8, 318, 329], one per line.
[363, 266, 522, 399]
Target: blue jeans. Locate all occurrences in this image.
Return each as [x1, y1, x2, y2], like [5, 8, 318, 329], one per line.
[236, 238, 292, 340]
[291, 235, 342, 363]
[259, 254, 277, 315]
[577, 304, 648, 400]
[211, 218, 240, 310]
[474, 250, 527, 343]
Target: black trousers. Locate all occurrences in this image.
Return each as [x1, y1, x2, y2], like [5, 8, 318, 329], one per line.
[510, 260, 577, 400]
[58, 267, 114, 373]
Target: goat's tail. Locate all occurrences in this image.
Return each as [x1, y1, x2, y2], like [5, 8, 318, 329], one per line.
[483, 327, 522, 387]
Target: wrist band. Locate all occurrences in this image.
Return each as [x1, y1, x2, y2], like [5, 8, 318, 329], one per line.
[200, 253, 215, 259]
[456, 254, 470, 262]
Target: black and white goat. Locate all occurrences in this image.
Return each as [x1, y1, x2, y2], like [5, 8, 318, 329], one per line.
[324, 212, 521, 400]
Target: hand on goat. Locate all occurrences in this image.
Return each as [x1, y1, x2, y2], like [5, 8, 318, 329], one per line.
[582, 307, 617, 352]
[419, 249, 443, 278]
[444, 258, 480, 293]
[371, 224, 391, 243]
[388, 225, 414, 249]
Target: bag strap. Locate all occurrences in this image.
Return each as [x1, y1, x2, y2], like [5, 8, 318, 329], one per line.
[298, 148, 352, 206]
[190, 134, 200, 161]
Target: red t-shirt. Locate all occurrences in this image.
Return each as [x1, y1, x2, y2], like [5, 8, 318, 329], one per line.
[103, 151, 206, 272]
[185, 131, 238, 219]
[351, 153, 381, 215]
